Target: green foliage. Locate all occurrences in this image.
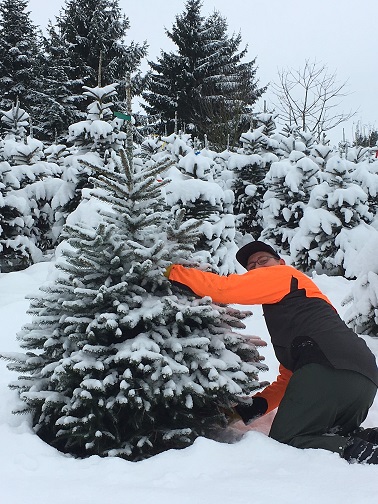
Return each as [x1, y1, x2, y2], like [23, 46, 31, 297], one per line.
[42, 0, 147, 140]
[0, 0, 45, 136]
[232, 114, 280, 238]
[290, 156, 373, 275]
[354, 128, 378, 148]
[143, 0, 266, 149]
[232, 154, 267, 239]
[8, 149, 265, 460]
[261, 150, 319, 255]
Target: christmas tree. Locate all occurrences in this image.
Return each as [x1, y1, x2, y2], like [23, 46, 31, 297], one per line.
[0, 101, 66, 269]
[290, 156, 372, 275]
[42, 0, 147, 140]
[343, 232, 378, 337]
[0, 0, 44, 136]
[6, 149, 265, 460]
[161, 133, 239, 274]
[231, 112, 280, 239]
[260, 148, 319, 255]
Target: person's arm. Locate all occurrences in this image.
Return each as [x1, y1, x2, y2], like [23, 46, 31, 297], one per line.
[167, 264, 291, 305]
[253, 364, 293, 413]
[233, 365, 293, 424]
[167, 263, 333, 306]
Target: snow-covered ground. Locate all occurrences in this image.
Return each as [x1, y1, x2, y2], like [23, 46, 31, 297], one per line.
[1, 262, 377, 504]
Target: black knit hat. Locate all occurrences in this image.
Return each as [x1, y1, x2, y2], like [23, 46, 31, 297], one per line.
[236, 241, 280, 269]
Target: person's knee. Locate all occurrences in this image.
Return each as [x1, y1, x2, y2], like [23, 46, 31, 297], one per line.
[269, 430, 306, 449]
[268, 425, 296, 445]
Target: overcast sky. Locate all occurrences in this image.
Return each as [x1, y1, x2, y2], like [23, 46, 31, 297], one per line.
[27, 0, 377, 144]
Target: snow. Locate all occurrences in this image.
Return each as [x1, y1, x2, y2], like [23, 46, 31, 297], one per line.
[165, 165, 226, 208]
[1, 262, 378, 503]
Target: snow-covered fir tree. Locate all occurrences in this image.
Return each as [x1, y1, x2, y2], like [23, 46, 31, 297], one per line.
[230, 151, 266, 240]
[290, 156, 373, 275]
[0, 103, 74, 259]
[309, 134, 334, 169]
[342, 231, 378, 337]
[346, 145, 370, 165]
[62, 83, 127, 217]
[37, 26, 79, 143]
[143, 0, 265, 148]
[0, 99, 29, 144]
[5, 148, 265, 460]
[270, 124, 316, 160]
[159, 132, 239, 274]
[43, 0, 147, 140]
[67, 84, 126, 157]
[260, 149, 319, 255]
[0, 0, 44, 136]
[0, 103, 43, 167]
[350, 157, 378, 220]
[0, 102, 62, 268]
[0, 160, 42, 271]
[353, 124, 378, 148]
[231, 112, 280, 239]
[247, 111, 281, 156]
[44, 143, 71, 166]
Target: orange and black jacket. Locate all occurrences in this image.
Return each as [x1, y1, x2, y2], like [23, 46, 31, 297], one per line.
[168, 264, 378, 413]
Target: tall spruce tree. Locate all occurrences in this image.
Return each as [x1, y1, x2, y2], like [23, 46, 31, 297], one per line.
[43, 0, 147, 140]
[5, 149, 265, 460]
[143, 0, 265, 149]
[38, 26, 78, 142]
[0, 0, 44, 136]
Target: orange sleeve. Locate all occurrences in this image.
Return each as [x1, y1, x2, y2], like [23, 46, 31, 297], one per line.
[168, 264, 332, 306]
[254, 365, 293, 413]
[169, 264, 291, 305]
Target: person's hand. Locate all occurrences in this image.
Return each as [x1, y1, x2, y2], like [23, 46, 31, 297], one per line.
[234, 396, 268, 425]
[164, 265, 174, 278]
[219, 406, 242, 426]
[164, 261, 214, 279]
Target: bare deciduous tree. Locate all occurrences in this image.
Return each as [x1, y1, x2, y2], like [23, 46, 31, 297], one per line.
[271, 59, 356, 139]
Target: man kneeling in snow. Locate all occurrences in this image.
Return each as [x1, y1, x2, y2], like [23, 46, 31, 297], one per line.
[165, 241, 378, 464]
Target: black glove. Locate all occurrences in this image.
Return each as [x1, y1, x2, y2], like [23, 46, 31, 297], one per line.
[234, 397, 268, 425]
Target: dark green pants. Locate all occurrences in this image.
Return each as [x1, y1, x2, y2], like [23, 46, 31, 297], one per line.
[269, 363, 377, 454]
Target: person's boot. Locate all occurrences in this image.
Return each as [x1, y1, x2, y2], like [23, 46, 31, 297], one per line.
[342, 437, 378, 464]
[352, 427, 378, 444]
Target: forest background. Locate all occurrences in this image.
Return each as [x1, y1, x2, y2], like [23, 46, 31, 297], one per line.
[28, 0, 378, 145]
